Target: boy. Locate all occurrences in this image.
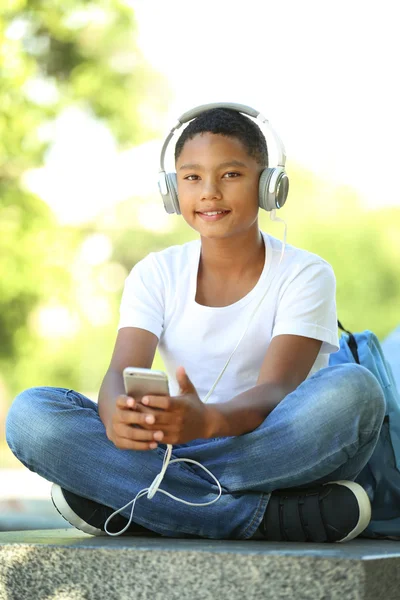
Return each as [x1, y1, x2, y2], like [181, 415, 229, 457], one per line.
[6, 105, 385, 542]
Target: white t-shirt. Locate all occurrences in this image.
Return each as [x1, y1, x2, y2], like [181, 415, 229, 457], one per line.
[118, 231, 339, 404]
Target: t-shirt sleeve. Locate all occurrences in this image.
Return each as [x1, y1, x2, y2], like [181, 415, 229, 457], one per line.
[118, 253, 164, 338]
[272, 259, 339, 354]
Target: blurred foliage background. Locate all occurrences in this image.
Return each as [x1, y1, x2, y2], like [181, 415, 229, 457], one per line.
[1, 0, 399, 468]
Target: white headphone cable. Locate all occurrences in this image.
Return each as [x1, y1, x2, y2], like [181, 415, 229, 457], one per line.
[104, 212, 287, 536]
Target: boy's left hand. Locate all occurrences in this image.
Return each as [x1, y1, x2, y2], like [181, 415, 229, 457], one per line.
[134, 366, 213, 444]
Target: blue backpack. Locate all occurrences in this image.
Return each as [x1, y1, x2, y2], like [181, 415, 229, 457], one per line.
[329, 321, 400, 539]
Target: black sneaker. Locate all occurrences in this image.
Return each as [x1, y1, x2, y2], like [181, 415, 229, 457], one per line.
[259, 480, 371, 543]
[51, 484, 160, 537]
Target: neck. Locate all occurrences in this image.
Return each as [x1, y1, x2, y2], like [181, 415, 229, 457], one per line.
[199, 225, 265, 278]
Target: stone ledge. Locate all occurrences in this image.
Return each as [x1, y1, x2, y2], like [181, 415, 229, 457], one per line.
[1, 530, 400, 600]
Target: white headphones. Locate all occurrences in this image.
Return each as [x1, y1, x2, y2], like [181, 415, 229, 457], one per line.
[158, 102, 289, 215]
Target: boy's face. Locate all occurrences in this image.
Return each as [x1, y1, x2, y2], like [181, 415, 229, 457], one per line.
[175, 133, 262, 240]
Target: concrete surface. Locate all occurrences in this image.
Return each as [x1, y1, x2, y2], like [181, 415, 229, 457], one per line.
[1, 529, 400, 600]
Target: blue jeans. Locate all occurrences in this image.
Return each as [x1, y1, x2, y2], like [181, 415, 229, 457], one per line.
[6, 363, 385, 540]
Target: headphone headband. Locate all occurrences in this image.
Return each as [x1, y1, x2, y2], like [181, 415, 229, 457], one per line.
[178, 102, 259, 123]
[159, 102, 287, 173]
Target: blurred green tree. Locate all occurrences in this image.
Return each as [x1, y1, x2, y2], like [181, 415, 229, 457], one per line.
[0, 0, 171, 397]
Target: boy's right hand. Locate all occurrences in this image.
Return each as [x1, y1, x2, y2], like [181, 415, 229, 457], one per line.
[106, 394, 160, 451]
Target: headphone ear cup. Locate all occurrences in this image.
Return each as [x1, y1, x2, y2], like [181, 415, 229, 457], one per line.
[259, 167, 289, 211]
[158, 172, 180, 215]
[258, 168, 275, 211]
[166, 173, 180, 215]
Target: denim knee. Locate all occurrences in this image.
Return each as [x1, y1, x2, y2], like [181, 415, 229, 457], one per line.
[330, 363, 386, 431]
[6, 386, 58, 464]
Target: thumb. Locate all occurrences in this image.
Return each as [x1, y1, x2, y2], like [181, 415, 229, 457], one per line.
[176, 366, 195, 394]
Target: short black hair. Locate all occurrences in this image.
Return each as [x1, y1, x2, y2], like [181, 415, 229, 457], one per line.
[174, 107, 269, 167]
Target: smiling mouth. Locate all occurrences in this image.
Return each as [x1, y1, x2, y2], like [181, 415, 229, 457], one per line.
[196, 210, 230, 216]
[196, 210, 231, 222]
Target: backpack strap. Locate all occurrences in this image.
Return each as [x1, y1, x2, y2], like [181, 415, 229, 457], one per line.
[337, 320, 360, 364]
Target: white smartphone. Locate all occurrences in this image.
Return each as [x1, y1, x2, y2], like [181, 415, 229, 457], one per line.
[123, 367, 169, 399]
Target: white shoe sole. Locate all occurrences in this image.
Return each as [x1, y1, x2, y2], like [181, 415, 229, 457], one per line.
[51, 483, 106, 536]
[326, 480, 372, 543]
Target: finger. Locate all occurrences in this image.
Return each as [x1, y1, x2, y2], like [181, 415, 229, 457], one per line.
[133, 406, 177, 427]
[140, 395, 172, 410]
[153, 432, 180, 445]
[116, 395, 136, 410]
[124, 425, 161, 442]
[176, 366, 196, 394]
[115, 437, 158, 451]
[117, 410, 180, 441]
[134, 403, 164, 414]
[117, 420, 183, 445]
[118, 408, 158, 428]
[114, 424, 161, 448]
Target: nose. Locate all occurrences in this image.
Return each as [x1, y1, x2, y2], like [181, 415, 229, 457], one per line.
[200, 177, 222, 201]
